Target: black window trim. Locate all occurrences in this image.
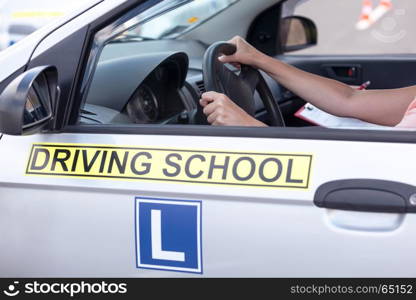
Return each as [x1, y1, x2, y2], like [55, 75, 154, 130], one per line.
[65, 124, 416, 144]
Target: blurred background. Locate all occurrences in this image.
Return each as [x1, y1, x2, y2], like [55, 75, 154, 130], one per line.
[0, 0, 415, 54]
[295, 0, 416, 54]
[0, 0, 86, 50]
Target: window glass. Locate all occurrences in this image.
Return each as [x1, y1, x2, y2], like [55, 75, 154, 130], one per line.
[286, 0, 416, 54]
[136, 0, 237, 39]
[79, 0, 238, 126]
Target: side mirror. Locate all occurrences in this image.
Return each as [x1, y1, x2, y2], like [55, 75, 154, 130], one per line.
[0, 66, 58, 135]
[280, 16, 317, 53]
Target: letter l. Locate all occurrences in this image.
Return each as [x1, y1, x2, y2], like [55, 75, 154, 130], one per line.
[151, 210, 185, 262]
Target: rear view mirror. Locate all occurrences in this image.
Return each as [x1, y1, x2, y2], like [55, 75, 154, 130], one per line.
[281, 16, 317, 53]
[0, 66, 58, 135]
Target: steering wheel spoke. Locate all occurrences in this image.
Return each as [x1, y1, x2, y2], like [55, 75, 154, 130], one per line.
[240, 66, 260, 94]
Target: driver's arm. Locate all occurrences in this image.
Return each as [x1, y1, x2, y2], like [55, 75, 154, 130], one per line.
[253, 51, 416, 126]
[203, 36, 416, 127]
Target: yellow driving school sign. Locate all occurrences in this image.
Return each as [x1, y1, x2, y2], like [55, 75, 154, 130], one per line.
[26, 143, 313, 189]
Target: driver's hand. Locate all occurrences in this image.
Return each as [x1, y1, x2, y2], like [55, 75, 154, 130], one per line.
[200, 91, 267, 127]
[218, 36, 265, 69]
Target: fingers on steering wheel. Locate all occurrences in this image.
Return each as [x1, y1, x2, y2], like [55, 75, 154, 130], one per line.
[207, 111, 218, 124]
[203, 102, 217, 116]
[208, 111, 224, 126]
[199, 98, 212, 107]
[201, 91, 222, 101]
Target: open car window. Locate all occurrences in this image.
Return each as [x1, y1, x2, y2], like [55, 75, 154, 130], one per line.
[284, 0, 416, 55]
[78, 0, 238, 127]
[75, 0, 416, 135]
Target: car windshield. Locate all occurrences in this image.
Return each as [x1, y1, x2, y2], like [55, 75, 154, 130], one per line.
[124, 0, 238, 40]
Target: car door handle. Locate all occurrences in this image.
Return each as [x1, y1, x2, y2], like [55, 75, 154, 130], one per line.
[322, 64, 362, 83]
[314, 179, 416, 213]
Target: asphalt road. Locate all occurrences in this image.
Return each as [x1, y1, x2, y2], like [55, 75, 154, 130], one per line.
[295, 0, 416, 54]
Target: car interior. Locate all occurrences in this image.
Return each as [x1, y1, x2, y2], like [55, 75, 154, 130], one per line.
[78, 0, 416, 129]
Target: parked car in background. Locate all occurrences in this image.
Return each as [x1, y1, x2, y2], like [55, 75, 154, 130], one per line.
[0, 0, 86, 50]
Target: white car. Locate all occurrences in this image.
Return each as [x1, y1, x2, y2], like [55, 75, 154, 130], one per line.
[0, 0, 415, 277]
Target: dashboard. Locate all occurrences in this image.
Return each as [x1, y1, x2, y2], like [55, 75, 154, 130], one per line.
[81, 47, 193, 125]
[125, 63, 188, 124]
[126, 83, 159, 123]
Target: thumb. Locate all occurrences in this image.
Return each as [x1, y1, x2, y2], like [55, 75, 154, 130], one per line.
[218, 54, 237, 64]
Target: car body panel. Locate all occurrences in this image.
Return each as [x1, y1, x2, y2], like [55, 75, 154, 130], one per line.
[0, 133, 415, 277]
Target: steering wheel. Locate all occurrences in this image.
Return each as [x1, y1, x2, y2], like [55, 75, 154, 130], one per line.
[198, 42, 285, 126]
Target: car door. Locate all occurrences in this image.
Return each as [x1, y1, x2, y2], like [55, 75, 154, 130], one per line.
[1, 0, 416, 278]
[1, 127, 416, 277]
[275, 0, 416, 126]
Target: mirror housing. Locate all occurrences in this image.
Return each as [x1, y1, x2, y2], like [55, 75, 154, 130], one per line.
[0, 66, 58, 135]
[281, 16, 317, 53]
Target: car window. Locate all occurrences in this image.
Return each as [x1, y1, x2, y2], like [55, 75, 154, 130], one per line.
[285, 0, 416, 55]
[137, 0, 237, 39]
[73, 0, 415, 133]
[78, 0, 238, 126]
